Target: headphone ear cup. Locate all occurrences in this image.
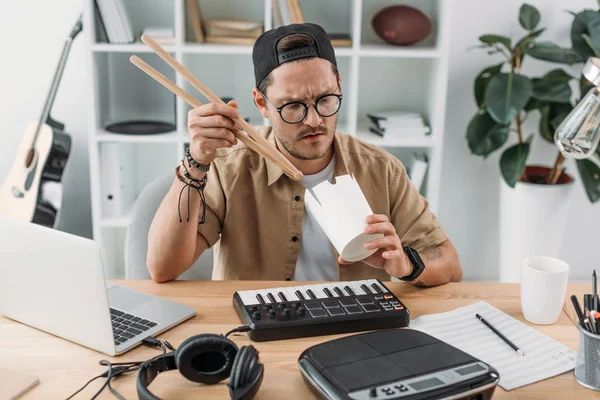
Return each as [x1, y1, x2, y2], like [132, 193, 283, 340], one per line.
[228, 345, 263, 399]
[175, 334, 238, 384]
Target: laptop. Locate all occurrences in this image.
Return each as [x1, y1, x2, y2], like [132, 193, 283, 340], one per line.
[0, 216, 196, 356]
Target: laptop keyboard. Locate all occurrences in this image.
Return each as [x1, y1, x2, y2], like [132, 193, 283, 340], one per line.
[110, 308, 157, 346]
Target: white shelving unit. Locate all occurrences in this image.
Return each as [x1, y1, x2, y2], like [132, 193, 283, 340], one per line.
[83, 0, 451, 279]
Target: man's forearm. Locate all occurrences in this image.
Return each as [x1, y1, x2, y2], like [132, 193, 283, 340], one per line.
[411, 240, 463, 287]
[147, 176, 204, 282]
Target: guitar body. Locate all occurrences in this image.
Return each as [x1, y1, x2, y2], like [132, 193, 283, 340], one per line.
[0, 122, 71, 228]
[0, 15, 80, 229]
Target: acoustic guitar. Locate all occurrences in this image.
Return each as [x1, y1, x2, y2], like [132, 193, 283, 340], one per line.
[0, 15, 83, 228]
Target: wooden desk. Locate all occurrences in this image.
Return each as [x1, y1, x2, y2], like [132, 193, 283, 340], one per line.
[0, 281, 593, 399]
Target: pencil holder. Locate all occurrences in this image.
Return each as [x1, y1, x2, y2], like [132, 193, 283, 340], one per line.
[574, 322, 600, 391]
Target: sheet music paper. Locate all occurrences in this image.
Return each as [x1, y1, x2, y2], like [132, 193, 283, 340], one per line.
[410, 301, 577, 390]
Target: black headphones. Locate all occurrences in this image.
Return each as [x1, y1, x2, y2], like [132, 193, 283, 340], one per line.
[136, 333, 264, 400]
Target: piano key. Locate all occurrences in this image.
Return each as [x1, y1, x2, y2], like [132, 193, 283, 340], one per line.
[266, 288, 283, 302]
[283, 287, 299, 301]
[237, 290, 259, 306]
[358, 280, 373, 292]
[278, 291, 288, 302]
[294, 286, 311, 300]
[312, 284, 328, 299]
[360, 283, 372, 294]
[306, 289, 317, 299]
[349, 281, 367, 295]
[344, 285, 355, 296]
[369, 279, 387, 293]
[257, 289, 271, 303]
[294, 289, 306, 300]
[267, 292, 277, 303]
[322, 283, 340, 297]
[256, 293, 266, 305]
[323, 287, 334, 298]
[332, 283, 347, 296]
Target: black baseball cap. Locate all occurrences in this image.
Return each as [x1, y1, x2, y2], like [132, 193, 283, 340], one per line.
[252, 23, 337, 88]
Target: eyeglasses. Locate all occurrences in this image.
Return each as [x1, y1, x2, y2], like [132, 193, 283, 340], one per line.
[261, 91, 343, 124]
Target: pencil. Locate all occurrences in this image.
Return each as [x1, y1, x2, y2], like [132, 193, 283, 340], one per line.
[476, 313, 524, 356]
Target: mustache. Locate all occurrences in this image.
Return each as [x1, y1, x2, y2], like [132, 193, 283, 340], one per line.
[297, 126, 328, 139]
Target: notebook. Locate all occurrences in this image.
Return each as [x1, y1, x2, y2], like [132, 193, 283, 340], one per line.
[0, 370, 39, 400]
[410, 301, 577, 390]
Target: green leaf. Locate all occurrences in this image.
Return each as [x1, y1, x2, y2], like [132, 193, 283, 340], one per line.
[571, 10, 600, 60]
[539, 104, 553, 142]
[549, 102, 573, 130]
[474, 63, 503, 108]
[519, 4, 541, 30]
[466, 110, 510, 157]
[576, 159, 600, 203]
[538, 102, 574, 143]
[524, 97, 542, 111]
[485, 73, 533, 124]
[515, 28, 546, 55]
[542, 68, 574, 82]
[500, 142, 531, 188]
[531, 77, 572, 103]
[531, 69, 575, 104]
[528, 41, 583, 64]
[582, 33, 600, 57]
[479, 34, 512, 51]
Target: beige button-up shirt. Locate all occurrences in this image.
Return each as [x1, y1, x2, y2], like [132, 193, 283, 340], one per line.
[197, 126, 448, 281]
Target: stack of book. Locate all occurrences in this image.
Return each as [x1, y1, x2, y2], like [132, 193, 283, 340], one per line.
[96, 0, 135, 44]
[273, 0, 352, 47]
[142, 27, 175, 45]
[366, 111, 431, 138]
[185, 0, 264, 45]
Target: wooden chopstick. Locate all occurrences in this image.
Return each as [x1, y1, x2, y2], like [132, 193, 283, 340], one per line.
[140, 34, 303, 181]
[129, 56, 284, 170]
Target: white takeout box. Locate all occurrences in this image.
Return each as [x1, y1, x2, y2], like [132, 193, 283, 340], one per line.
[304, 174, 384, 262]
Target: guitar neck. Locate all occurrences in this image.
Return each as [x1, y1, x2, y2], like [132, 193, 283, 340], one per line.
[32, 15, 83, 148]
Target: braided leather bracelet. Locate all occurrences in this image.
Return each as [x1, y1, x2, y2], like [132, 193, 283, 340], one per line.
[175, 164, 208, 224]
[185, 145, 211, 172]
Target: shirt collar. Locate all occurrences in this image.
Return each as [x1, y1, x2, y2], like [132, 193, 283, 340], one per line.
[265, 127, 350, 186]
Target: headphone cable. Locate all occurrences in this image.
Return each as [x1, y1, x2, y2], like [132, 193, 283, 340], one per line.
[64, 336, 167, 400]
[224, 325, 251, 338]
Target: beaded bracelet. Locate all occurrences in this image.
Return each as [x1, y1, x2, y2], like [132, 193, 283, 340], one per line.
[185, 145, 211, 172]
[175, 164, 207, 224]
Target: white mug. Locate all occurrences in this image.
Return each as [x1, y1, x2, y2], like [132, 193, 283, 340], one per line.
[520, 256, 570, 325]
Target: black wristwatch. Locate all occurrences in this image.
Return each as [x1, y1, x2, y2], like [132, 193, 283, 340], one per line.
[400, 246, 425, 281]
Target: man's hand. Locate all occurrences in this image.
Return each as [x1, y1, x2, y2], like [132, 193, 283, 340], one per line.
[338, 214, 412, 279]
[187, 100, 241, 169]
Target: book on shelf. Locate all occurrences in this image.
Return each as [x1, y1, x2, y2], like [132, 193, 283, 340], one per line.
[95, 0, 135, 44]
[273, 0, 352, 47]
[186, 0, 205, 43]
[204, 19, 264, 39]
[142, 27, 175, 45]
[406, 152, 429, 193]
[204, 35, 257, 46]
[328, 33, 352, 47]
[367, 110, 430, 137]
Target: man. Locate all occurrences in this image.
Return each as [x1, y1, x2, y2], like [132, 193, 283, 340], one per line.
[147, 23, 462, 286]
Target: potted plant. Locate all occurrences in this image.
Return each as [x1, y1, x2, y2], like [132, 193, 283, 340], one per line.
[466, 3, 600, 282]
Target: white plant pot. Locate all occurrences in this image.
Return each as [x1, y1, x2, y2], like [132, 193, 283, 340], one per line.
[499, 169, 574, 283]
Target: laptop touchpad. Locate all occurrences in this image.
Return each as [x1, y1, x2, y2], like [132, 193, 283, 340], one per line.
[107, 285, 151, 311]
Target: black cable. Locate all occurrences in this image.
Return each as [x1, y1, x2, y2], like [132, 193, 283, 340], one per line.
[65, 373, 105, 400]
[225, 325, 251, 338]
[65, 336, 165, 400]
